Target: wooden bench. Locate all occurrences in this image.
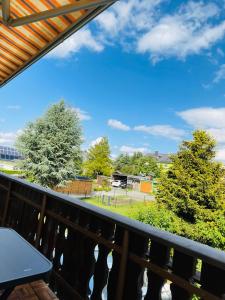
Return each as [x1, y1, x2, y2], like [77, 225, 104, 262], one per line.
[7, 280, 58, 300]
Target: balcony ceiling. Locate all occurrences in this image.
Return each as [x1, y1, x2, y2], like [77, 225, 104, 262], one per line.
[0, 0, 115, 87]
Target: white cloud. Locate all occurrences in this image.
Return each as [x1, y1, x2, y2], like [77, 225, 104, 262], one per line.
[96, 11, 118, 34]
[213, 64, 225, 83]
[134, 124, 186, 140]
[178, 107, 225, 162]
[0, 130, 21, 145]
[207, 128, 225, 143]
[216, 148, 225, 162]
[97, 1, 138, 33]
[90, 137, 104, 147]
[7, 105, 21, 110]
[96, 0, 164, 47]
[71, 107, 91, 121]
[137, 2, 225, 61]
[178, 107, 225, 128]
[108, 119, 130, 131]
[120, 145, 148, 155]
[48, 29, 104, 58]
[46, 1, 225, 62]
[47, 0, 165, 59]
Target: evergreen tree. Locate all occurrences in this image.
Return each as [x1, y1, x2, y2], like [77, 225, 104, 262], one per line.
[157, 130, 225, 223]
[83, 137, 113, 178]
[16, 100, 82, 188]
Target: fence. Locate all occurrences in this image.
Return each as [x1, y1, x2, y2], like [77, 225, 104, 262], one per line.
[95, 188, 154, 207]
[55, 179, 92, 195]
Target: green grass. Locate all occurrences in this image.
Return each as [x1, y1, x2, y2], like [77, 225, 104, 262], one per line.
[84, 197, 150, 217]
[0, 169, 24, 175]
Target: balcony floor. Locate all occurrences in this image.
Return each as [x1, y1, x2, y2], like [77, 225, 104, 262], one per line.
[6, 280, 58, 300]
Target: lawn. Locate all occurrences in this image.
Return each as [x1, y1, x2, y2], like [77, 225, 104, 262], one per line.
[84, 196, 151, 218]
[0, 168, 24, 175]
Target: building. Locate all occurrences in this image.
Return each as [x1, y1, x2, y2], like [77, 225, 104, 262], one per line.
[148, 151, 173, 170]
[0, 146, 22, 161]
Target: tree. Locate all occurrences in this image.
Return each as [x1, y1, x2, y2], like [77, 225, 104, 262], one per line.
[83, 137, 113, 178]
[157, 130, 225, 223]
[114, 152, 160, 177]
[16, 100, 82, 188]
[137, 155, 160, 177]
[114, 153, 134, 174]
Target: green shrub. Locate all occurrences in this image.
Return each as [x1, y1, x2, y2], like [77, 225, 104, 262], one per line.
[85, 198, 225, 250]
[93, 185, 111, 192]
[128, 202, 225, 250]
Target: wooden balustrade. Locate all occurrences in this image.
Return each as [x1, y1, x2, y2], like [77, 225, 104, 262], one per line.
[0, 172, 225, 300]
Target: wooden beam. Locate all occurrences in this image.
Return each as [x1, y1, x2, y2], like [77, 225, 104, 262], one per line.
[2, 0, 10, 25]
[10, 0, 116, 27]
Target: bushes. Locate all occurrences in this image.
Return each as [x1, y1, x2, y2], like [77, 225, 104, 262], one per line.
[130, 202, 225, 250]
[93, 185, 111, 192]
[128, 202, 179, 231]
[85, 197, 225, 250]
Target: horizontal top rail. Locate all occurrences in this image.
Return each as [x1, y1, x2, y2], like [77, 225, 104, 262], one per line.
[1, 172, 225, 271]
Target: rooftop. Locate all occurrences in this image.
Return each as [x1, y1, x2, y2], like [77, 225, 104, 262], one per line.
[149, 151, 172, 164]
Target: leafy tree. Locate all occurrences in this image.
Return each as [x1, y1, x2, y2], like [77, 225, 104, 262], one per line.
[83, 137, 113, 178]
[157, 130, 225, 223]
[114, 153, 131, 173]
[137, 155, 160, 177]
[114, 152, 160, 177]
[16, 100, 82, 188]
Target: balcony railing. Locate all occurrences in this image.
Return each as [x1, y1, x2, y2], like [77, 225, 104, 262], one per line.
[0, 172, 225, 300]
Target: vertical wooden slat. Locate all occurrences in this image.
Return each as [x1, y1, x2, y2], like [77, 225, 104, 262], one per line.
[122, 232, 148, 300]
[170, 251, 196, 300]
[91, 222, 115, 300]
[116, 230, 129, 300]
[1, 181, 11, 226]
[144, 241, 170, 300]
[60, 208, 80, 292]
[107, 226, 124, 300]
[77, 214, 98, 298]
[201, 263, 225, 298]
[19, 198, 39, 243]
[35, 194, 47, 248]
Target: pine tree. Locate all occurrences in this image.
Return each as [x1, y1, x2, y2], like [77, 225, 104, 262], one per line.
[83, 137, 113, 178]
[16, 100, 82, 188]
[157, 130, 225, 223]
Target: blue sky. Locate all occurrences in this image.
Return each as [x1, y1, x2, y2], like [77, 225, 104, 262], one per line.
[1, 0, 225, 160]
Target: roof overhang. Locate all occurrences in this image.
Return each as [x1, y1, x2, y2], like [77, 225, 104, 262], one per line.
[0, 0, 116, 87]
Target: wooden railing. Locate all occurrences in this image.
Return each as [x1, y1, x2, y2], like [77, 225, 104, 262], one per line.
[0, 172, 225, 300]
